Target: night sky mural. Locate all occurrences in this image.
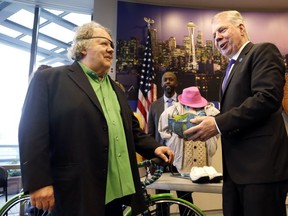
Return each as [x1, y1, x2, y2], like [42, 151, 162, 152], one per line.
[116, 2, 288, 111]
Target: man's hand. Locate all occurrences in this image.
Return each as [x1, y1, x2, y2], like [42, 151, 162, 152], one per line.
[154, 146, 174, 163]
[30, 185, 55, 212]
[183, 116, 219, 141]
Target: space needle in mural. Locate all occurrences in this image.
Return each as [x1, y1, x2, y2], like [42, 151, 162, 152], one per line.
[187, 21, 198, 71]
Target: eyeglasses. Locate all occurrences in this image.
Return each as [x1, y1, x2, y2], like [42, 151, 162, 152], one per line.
[78, 36, 114, 49]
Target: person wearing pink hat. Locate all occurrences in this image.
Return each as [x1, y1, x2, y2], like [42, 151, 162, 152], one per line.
[158, 86, 222, 183]
[148, 72, 193, 215]
[178, 86, 208, 108]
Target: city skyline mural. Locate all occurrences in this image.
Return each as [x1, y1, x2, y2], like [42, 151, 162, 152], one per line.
[116, 1, 288, 111]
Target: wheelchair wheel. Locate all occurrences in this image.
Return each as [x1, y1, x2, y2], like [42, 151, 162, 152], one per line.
[144, 197, 205, 216]
[0, 193, 50, 216]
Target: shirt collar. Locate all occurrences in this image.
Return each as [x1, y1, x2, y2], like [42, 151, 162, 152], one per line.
[231, 41, 250, 61]
[164, 93, 177, 103]
[78, 61, 107, 81]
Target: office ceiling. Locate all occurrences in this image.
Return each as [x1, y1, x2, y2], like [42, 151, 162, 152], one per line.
[125, 0, 288, 11]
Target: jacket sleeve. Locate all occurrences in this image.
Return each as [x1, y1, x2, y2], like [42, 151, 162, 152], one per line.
[205, 135, 219, 165]
[147, 104, 156, 137]
[158, 108, 172, 140]
[18, 71, 53, 193]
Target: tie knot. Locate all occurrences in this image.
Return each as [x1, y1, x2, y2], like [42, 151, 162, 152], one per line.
[167, 98, 173, 107]
[226, 59, 236, 74]
[228, 59, 236, 67]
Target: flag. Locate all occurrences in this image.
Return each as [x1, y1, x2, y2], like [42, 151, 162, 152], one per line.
[136, 29, 157, 133]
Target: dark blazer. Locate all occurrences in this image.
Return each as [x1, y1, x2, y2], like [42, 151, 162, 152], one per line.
[216, 42, 288, 184]
[19, 62, 160, 216]
[148, 96, 178, 145]
[148, 97, 165, 144]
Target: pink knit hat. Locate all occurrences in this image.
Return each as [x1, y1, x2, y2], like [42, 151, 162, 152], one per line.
[178, 87, 208, 108]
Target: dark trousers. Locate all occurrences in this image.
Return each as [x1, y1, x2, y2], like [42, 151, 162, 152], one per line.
[156, 189, 193, 215]
[105, 198, 123, 216]
[105, 195, 131, 216]
[223, 174, 288, 216]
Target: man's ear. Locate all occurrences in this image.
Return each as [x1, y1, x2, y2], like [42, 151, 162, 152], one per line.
[239, 24, 246, 36]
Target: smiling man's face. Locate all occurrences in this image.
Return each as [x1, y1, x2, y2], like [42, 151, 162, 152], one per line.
[212, 15, 246, 58]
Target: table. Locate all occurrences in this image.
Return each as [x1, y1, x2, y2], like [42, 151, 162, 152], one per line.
[145, 173, 223, 194]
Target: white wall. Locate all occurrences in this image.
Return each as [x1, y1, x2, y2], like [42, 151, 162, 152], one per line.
[93, 0, 117, 79]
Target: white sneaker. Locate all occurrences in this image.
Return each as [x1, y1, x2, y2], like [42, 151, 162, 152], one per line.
[203, 166, 223, 183]
[190, 167, 210, 183]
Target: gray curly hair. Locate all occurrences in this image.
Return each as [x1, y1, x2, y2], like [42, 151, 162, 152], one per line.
[67, 21, 112, 61]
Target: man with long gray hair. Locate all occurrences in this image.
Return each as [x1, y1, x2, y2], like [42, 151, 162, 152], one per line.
[19, 21, 174, 216]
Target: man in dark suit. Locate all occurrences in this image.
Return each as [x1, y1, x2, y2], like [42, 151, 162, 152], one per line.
[147, 71, 193, 214]
[18, 21, 174, 216]
[148, 71, 178, 145]
[184, 10, 288, 215]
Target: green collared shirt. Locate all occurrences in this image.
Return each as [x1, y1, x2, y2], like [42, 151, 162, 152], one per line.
[78, 62, 135, 204]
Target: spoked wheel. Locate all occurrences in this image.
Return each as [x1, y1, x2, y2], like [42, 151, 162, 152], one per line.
[0, 194, 50, 216]
[143, 198, 205, 216]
